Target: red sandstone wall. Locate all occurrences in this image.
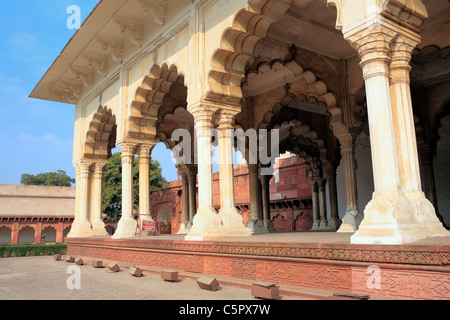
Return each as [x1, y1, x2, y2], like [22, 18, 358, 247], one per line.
[151, 158, 313, 234]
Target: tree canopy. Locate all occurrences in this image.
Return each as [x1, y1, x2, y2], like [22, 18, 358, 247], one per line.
[20, 170, 75, 187]
[102, 152, 167, 217]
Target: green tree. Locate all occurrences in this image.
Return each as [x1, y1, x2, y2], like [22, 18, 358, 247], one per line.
[102, 152, 167, 218]
[20, 170, 75, 187]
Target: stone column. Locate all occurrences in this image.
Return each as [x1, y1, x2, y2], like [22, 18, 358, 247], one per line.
[259, 173, 276, 232]
[138, 144, 155, 236]
[177, 169, 190, 234]
[34, 222, 42, 243]
[310, 177, 321, 230]
[247, 163, 267, 234]
[67, 161, 93, 237]
[112, 143, 137, 239]
[187, 165, 197, 230]
[388, 35, 448, 236]
[337, 133, 362, 232]
[217, 112, 251, 237]
[56, 223, 64, 243]
[91, 162, 108, 236]
[348, 28, 448, 244]
[324, 164, 341, 230]
[11, 223, 19, 244]
[318, 179, 328, 229]
[185, 108, 227, 240]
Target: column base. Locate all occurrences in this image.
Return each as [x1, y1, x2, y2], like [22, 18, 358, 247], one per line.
[264, 219, 276, 232]
[351, 191, 450, 245]
[324, 217, 342, 231]
[219, 207, 252, 237]
[311, 220, 328, 231]
[185, 208, 228, 241]
[66, 220, 92, 238]
[247, 217, 268, 234]
[91, 220, 109, 236]
[337, 210, 363, 233]
[112, 217, 138, 239]
[176, 222, 190, 235]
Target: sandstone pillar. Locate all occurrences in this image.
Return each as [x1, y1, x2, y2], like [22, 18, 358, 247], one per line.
[187, 165, 197, 230]
[348, 28, 449, 244]
[91, 162, 108, 236]
[310, 177, 321, 230]
[112, 143, 137, 239]
[217, 112, 251, 237]
[337, 134, 362, 232]
[138, 144, 155, 236]
[34, 222, 42, 243]
[259, 173, 276, 232]
[318, 179, 328, 229]
[247, 164, 268, 234]
[67, 162, 92, 237]
[177, 170, 190, 234]
[185, 108, 227, 240]
[324, 164, 341, 230]
[11, 223, 19, 244]
[56, 223, 64, 243]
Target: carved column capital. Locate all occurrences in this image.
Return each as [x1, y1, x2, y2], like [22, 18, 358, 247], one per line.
[217, 110, 236, 131]
[137, 143, 155, 159]
[118, 141, 137, 162]
[75, 161, 94, 179]
[345, 27, 396, 80]
[93, 162, 107, 180]
[258, 173, 271, 186]
[191, 108, 216, 135]
[177, 167, 188, 180]
[186, 165, 198, 180]
[390, 35, 420, 85]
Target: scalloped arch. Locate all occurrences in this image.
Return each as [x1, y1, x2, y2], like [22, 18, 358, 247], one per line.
[207, 0, 292, 104]
[127, 63, 188, 141]
[84, 106, 117, 160]
[275, 119, 327, 161]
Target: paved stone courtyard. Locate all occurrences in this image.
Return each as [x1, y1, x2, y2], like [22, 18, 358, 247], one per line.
[0, 256, 271, 300]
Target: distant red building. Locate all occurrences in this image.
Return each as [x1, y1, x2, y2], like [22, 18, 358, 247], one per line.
[151, 155, 313, 234]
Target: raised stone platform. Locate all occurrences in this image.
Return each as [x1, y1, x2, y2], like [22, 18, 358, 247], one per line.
[66, 232, 450, 300]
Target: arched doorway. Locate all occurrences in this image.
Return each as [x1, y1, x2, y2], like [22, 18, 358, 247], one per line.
[41, 226, 57, 243]
[18, 226, 35, 244]
[0, 226, 11, 244]
[157, 205, 172, 234]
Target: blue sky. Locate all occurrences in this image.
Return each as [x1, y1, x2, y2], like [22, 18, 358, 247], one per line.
[0, 1, 180, 185]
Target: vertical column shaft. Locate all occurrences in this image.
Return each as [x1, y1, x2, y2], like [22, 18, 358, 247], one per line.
[217, 115, 251, 237]
[187, 166, 197, 229]
[324, 165, 341, 230]
[310, 178, 320, 230]
[185, 108, 227, 240]
[259, 173, 275, 231]
[139, 145, 154, 222]
[247, 163, 267, 234]
[337, 134, 362, 232]
[112, 143, 137, 239]
[91, 163, 108, 235]
[390, 36, 422, 193]
[67, 162, 93, 237]
[318, 180, 327, 224]
[177, 170, 190, 234]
